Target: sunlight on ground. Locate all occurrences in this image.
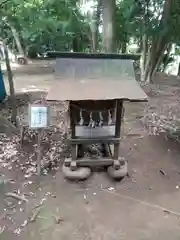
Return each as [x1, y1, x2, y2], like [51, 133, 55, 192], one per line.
[1, 61, 21, 71]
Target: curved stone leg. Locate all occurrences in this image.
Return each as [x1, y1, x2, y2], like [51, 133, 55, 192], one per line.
[107, 160, 128, 180]
[62, 163, 91, 181]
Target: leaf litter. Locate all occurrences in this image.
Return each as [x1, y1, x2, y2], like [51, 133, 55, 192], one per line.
[0, 94, 70, 180]
[0, 93, 70, 235]
[141, 83, 180, 141]
[1, 82, 180, 235]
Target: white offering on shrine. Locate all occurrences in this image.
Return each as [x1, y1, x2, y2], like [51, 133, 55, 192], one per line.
[29, 105, 48, 129]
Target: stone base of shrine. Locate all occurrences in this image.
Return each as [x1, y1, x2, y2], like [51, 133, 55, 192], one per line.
[62, 158, 128, 181]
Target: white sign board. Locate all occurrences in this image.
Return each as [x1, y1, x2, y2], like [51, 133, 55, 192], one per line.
[29, 105, 49, 129]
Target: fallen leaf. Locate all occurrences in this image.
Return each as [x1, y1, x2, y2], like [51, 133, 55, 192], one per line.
[5, 193, 28, 202]
[160, 170, 167, 176]
[29, 209, 41, 223]
[21, 220, 28, 227]
[108, 187, 115, 191]
[0, 226, 5, 234]
[54, 216, 64, 224]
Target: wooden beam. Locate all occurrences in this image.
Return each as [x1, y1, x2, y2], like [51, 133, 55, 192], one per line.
[68, 137, 121, 145]
[65, 158, 114, 167]
[114, 100, 123, 160]
[46, 51, 141, 60]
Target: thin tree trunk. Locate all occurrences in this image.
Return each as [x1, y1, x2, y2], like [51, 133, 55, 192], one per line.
[137, 37, 143, 53]
[3, 42, 17, 125]
[140, 0, 149, 81]
[144, 37, 168, 82]
[143, 0, 172, 83]
[121, 31, 128, 54]
[116, 41, 121, 53]
[121, 42, 127, 54]
[178, 63, 180, 76]
[140, 34, 148, 81]
[162, 43, 172, 71]
[10, 26, 25, 56]
[142, 35, 148, 70]
[90, 0, 101, 52]
[101, 0, 116, 53]
[91, 27, 98, 52]
[152, 43, 169, 76]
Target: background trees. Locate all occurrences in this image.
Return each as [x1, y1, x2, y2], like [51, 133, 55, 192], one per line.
[0, 0, 180, 83]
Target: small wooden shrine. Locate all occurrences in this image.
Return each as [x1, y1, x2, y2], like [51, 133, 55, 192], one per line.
[46, 52, 148, 180]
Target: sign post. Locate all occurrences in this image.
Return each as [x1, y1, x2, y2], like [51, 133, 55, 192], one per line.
[28, 104, 49, 175]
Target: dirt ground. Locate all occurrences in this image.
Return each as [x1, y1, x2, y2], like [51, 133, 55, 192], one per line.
[1, 60, 180, 239]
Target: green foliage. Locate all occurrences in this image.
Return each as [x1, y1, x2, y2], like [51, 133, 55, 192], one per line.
[1, 0, 180, 56]
[114, 0, 180, 54]
[115, 0, 132, 45]
[0, 0, 90, 55]
[170, 1, 180, 44]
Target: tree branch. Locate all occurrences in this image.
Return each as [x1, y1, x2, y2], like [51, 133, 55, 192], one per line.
[0, 0, 10, 7]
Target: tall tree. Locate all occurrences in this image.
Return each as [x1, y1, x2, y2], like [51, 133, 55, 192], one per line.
[3, 42, 17, 125]
[89, 0, 101, 52]
[101, 0, 116, 53]
[142, 0, 172, 82]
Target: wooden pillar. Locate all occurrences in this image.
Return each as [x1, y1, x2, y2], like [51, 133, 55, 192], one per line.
[36, 129, 43, 175]
[69, 102, 76, 161]
[114, 99, 123, 160]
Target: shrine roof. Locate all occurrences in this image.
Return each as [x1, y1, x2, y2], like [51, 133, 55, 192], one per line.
[46, 56, 148, 102]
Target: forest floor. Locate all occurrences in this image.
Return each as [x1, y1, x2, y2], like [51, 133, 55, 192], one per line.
[1, 60, 180, 239]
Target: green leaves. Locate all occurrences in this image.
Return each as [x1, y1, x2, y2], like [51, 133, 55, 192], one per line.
[1, 0, 179, 55]
[0, 0, 90, 53]
[115, 0, 180, 48]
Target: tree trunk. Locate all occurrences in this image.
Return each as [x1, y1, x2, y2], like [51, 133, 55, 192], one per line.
[121, 31, 128, 54]
[140, 34, 148, 81]
[121, 42, 127, 54]
[101, 0, 116, 53]
[91, 25, 98, 52]
[142, 0, 172, 83]
[3, 42, 17, 125]
[10, 26, 25, 56]
[178, 63, 180, 76]
[144, 37, 169, 83]
[137, 37, 143, 53]
[151, 48, 166, 78]
[162, 43, 172, 72]
[90, 0, 101, 52]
